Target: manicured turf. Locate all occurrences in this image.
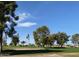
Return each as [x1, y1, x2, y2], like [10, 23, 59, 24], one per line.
[2, 46, 79, 56]
[3, 46, 79, 52]
[45, 47, 79, 52]
[1, 46, 79, 56]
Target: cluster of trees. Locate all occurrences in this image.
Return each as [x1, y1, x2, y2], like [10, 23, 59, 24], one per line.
[71, 34, 79, 47]
[10, 34, 19, 46]
[3, 33, 30, 47]
[1, 2, 79, 54]
[33, 26, 79, 48]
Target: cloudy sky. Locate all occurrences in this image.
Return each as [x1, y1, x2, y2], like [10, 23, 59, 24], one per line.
[6, 1, 79, 45]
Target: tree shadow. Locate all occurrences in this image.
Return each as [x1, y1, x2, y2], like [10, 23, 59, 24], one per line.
[44, 47, 66, 50]
[3, 49, 64, 56]
[53, 47, 66, 49]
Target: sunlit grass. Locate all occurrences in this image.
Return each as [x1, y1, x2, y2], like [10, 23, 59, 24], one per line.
[45, 47, 79, 52]
[3, 45, 79, 52]
[2, 46, 79, 56]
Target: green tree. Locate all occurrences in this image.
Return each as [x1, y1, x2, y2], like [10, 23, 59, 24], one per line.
[9, 42, 13, 46]
[33, 31, 40, 47]
[43, 35, 51, 47]
[0, 1, 19, 52]
[43, 33, 58, 47]
[11, 34, 19, 46]
[47, 34, 56, 47]
[71, 34, 79, 47]
[21, 41, 26, 46]
[26, 34, 30, 40]
[33, 26, 50, 47]
[3, 39, 7, 46]
[56, 32, 69, 47]
[26, 34, 30, 44]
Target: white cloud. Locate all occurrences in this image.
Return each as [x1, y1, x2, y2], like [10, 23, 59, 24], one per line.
[17, 12, 35, 23]
[15, 12, 37, 27]
[17, 13, 28, 22]
[17, 22, 37, 27]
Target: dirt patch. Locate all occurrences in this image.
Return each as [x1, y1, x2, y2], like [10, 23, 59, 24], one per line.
[48, 54, 62, 57]
[12, 53, 62, 57]
[60, 53, 79, 57]
[14, 48, 44, 50]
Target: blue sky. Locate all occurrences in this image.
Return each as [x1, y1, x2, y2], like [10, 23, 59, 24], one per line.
[6, 1, 79, 45]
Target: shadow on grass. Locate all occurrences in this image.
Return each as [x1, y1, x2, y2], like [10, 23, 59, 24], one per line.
[44, 47, 66, 50]
[3, 49, 64, 56]
[52, 47, 66, 48]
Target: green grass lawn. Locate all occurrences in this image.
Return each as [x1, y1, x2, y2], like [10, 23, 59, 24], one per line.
[3, 46, 79, 52]
[45, 47, 79, 52]
[2, 46, 79, 56]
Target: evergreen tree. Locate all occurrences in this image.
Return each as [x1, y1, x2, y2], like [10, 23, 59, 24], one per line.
[0, 1, 19, 52]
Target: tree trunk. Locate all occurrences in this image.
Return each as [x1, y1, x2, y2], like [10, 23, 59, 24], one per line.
[60, 45, 63, 48]
[0, 2, 5, 53]
[0, 30, 3, 53]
